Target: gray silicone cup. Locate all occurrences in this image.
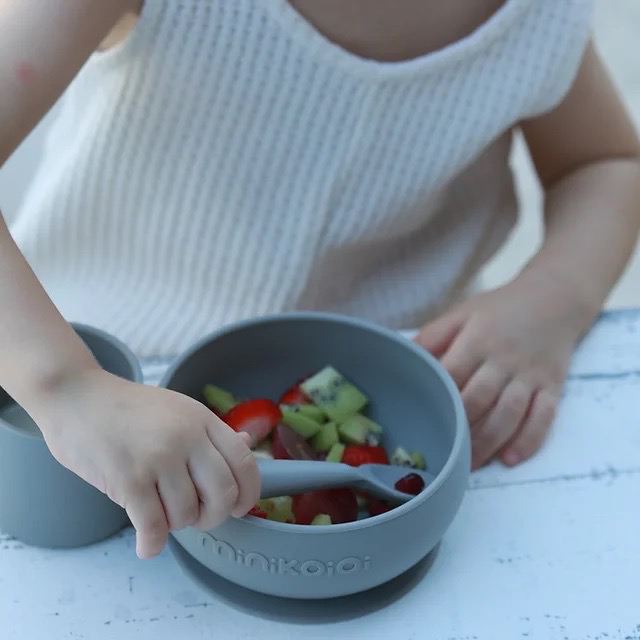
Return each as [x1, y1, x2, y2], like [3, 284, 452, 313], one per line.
[161, 312, 471, 599]
[0, 323, 142, 548]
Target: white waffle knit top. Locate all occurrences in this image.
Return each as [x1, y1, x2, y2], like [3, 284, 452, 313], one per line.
[10, 0, 593, 358]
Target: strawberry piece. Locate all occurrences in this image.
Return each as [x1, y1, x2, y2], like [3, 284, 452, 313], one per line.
[279, 384, 310, 405]
[342, 445, 389, 467]
[394, 472, 425, 495]
[368, 500, 392, 517]
[248, 506, 268, 519]
[223, 398, 281, 446]
[292, 489, 358, 525]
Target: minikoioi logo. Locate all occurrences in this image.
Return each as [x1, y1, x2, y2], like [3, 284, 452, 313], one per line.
[199, 532, 372, 578]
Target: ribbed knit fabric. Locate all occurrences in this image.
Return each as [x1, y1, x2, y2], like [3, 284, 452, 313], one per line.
[10, 0, 593, 358]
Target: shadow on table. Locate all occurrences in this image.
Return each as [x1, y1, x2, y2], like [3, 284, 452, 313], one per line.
[169, 536, 438, 624]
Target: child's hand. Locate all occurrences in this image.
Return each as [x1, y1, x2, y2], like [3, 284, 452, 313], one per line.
[415, 276, 588, 469]
[35, 369, 260, 559]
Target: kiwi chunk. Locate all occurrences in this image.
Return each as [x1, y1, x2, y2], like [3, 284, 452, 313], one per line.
[326, 442, 345, 463]
[338, 419, 368, 445]
[410, 451, 427, 470]
[391, 446, 426, 470]
[256, 496, 295, 523]
[391, 446, 413, 467]
[350, 414, 382, 434]
[203, 384, 238, 414]
[280, 406, 322, 439]
[310, 514, 332, 526]
[296, 404, 327, 422]
[341, 414, 383, 444]
[311, 421, 339, 452]
[280, 404, 325, 425]
[301, 366, 368, 421]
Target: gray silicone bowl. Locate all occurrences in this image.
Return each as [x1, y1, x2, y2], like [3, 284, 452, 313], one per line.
[162, 312, 471, 599]
[0, 323, 142, 548]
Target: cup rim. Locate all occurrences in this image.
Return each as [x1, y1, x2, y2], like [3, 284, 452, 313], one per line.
[160, 311, 469, 533]
[0, 322, 143, 441]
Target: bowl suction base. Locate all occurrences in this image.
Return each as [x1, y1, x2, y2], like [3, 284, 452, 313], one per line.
[168, 535, 440, 623]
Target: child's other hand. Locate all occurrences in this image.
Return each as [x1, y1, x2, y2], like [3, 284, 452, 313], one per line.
[35, 370, 260, 559]
[415, 276, 589, 469]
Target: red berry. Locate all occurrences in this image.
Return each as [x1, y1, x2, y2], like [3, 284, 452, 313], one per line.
[368, 500, 392, 517]
[248, 506, 268, 519]
[271, 424, 292, 460]
[292, 489, 358, 525]
[394, 472, 425, 495]
[223, 398, 281, 446]
[279, 384, 310, 405]
[271, 423, 319, 461]
[342, 445, 389, 467]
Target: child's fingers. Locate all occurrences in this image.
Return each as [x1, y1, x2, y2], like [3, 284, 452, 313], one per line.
[205, 420, 261, 518]
[238, 432, 252, 447]
[471, 379, 533, 469]
[414, 311, 465, 359]
[187, 445, 239, 531]
[125, 485, 169, 559]
[461, 362, 509, 425]
[499, 389, 558, 466]
[156, 466, 200, 531]
[440, 334, 483, 389]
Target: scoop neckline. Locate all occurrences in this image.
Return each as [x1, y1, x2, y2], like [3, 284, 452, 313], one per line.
[265, 0, 534, 80]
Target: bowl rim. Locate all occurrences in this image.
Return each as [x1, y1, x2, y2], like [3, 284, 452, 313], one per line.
[0, 322, 143, 441]
[160, 311, 469, 534]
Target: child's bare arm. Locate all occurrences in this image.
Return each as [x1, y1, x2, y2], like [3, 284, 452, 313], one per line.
[416, 41, 640, 469]
[0, 0, 133, 414]
[0, 0, 260, 558]
[0, 0, 137, 163]
[520, 40, 640, 322]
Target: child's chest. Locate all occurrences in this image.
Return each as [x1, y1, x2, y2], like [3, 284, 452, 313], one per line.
[108, 0, 507, 61]
[286, 0, 508, 61]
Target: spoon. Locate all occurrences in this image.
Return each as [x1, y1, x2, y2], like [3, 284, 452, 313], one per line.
[256, 458, 435, 504]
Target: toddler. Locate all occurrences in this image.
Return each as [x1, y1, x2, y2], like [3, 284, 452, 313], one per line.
[1, 0, 639, 558]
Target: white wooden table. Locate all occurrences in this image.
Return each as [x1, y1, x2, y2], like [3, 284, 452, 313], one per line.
[2, 310, 639, 640]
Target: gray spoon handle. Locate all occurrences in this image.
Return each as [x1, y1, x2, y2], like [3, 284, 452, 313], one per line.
[257, 459, 358, 499]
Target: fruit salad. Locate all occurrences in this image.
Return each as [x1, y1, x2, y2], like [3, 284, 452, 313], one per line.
[202, 366, 427, 526]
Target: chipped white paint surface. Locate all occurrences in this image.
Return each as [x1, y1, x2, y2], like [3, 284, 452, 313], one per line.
[2, 310, 639, 640]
